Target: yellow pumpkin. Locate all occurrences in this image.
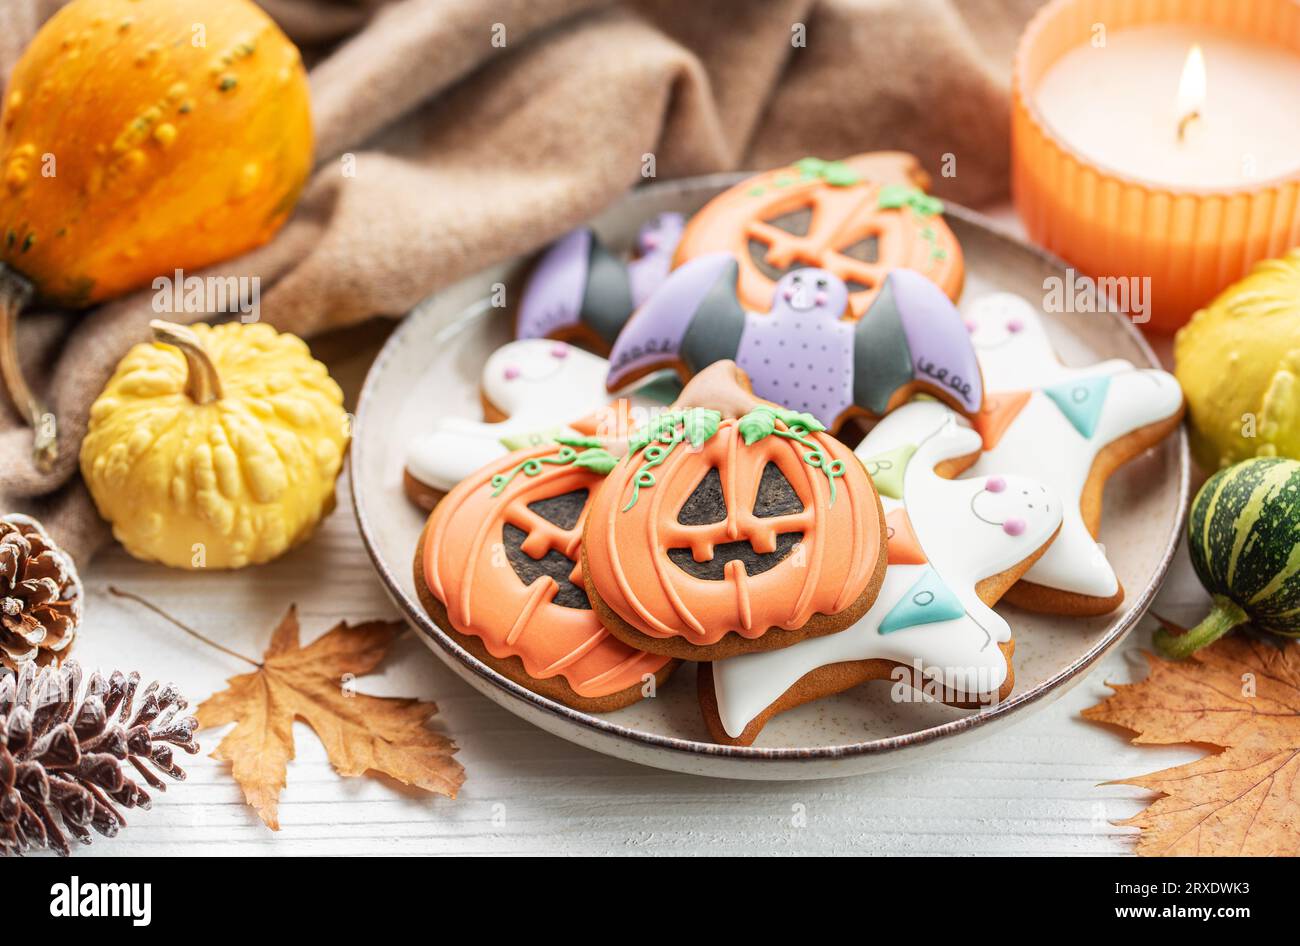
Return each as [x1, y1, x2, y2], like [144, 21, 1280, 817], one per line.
[80, 321, 348, 569]
[1175, 249, 1300, 469]
[0, 0, 313, 465]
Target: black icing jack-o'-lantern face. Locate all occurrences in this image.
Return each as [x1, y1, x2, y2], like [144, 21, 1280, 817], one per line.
[748, 208, 883, 295]
[667, 463, 806, 580]
[502, 488, 590, 608]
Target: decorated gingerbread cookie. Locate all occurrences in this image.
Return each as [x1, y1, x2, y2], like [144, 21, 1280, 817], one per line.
[672, 152, 963, 320]
[415, 435, 677, 711]
[605, 258, 982, 431]
[964, 292, 1132, 387]
[701, 400, 1063, 746]
[580, 361, 887, 661]
[515, 213, 685, 354]
[403, 338, 666, 510]
[964, 292, 1185, 614]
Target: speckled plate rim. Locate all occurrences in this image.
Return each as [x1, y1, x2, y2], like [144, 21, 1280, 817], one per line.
[351, 172, 1191, 767]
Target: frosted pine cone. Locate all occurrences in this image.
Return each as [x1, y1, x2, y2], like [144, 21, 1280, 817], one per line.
[0, 660, 198, 856]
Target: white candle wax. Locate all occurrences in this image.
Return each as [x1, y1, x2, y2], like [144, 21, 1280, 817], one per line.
[1034, 24, 1300, 189]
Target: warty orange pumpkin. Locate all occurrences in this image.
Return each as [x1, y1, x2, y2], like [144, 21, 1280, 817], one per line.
[0, 0, 313, 467]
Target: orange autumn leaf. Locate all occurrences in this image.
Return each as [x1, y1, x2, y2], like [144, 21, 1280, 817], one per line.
[196, 606, 464, 830]
[1082, 635, 1300, 856]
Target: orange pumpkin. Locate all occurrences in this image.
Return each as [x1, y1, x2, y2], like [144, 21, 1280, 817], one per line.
[0, 0, 313, 465]
[673, 153, 963, 321]
[581, 362, 887, 660]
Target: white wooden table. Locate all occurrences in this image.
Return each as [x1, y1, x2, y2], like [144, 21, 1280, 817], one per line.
[68, 210, 1211, 857]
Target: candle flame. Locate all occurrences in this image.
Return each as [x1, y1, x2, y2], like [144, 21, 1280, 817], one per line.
[1177, 44, 1206, 118]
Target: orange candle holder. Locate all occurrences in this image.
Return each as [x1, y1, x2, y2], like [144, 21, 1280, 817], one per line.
[1013, 0, 1300, 334]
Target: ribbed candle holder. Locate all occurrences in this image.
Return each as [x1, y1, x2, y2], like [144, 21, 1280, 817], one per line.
[1012, 0, 1300, 333]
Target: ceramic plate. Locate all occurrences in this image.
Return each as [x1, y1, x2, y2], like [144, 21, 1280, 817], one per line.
[351, 173, 1189, 779]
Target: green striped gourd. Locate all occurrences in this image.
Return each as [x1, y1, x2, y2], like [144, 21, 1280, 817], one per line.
[1156, 458, 1300, 658]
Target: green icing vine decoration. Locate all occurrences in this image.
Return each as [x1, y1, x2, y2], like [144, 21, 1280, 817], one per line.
[877, 183, 943, 217]
[621, 405, 846, 510]
[490, 434, 618, 496]
[745, 157, 861, 199]
[795, 157, 860, 187]
[622, 408, 722, 512]
[738, 406, 846, 505]
[877, 184, 947, 269]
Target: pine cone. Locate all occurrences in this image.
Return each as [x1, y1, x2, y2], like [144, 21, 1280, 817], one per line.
[0, 514, 83, 671]
[0, 660, 198, 856]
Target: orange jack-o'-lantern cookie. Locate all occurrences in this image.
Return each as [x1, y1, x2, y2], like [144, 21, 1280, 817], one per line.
[415, 435, 677, 711]
[581, 362, 887, 661]
[673, 152, 963, 320]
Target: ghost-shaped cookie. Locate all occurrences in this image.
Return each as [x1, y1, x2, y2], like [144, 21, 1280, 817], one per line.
[404, 338, 657, 509]
[962, 292, 1184, 614]
[702, 400, 1062, 746]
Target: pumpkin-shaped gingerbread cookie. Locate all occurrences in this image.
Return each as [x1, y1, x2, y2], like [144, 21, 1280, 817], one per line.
[416, 435, 676, 711]
[673, 153, 963, 320]
[582, 362, 887, 660]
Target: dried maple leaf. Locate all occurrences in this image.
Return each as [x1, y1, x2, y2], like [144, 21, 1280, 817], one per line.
[196, 606, 464, 830]
[1082, 635, 1300, 856]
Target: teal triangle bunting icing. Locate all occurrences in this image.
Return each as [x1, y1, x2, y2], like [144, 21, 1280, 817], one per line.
[1042, 375, 1111, 438]
[878, 566, 966, 634]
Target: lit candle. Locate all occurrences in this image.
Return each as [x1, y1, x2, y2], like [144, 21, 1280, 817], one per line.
[1013, 0, 1300, 333]
[1033, 26, 1300, 190]
[1175, 43, 1205, 143]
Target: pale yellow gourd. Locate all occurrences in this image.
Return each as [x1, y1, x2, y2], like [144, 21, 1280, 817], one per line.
[1175, 249, 1300, 469]
[81, 321, 348, 569]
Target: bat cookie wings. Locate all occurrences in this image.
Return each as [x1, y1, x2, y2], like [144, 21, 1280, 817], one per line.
[605, 256, 983, 431]
[515, 213, 685, 353]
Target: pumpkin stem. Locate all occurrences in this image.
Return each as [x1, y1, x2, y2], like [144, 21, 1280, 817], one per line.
[1153, 595, 1250, 659]
[0, 264, 57, 471]
[150, 320, 223, 404]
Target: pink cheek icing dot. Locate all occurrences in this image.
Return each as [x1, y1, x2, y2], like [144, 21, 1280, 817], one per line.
[1006, 318, 1024, 333]
[1002, 517, 1026, 537]
[984, 476, 1006, 493]
[503, 365, 521, 380]
[815, 291, 828, 306]
[550, 343, 569, 359]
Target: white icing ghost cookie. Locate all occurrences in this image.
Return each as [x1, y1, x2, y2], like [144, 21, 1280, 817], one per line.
[963, 292, 1131, 388]
[701, 400, 1063, 747]
[962, 292, 1185, 614]
[404, 339, 646, 509]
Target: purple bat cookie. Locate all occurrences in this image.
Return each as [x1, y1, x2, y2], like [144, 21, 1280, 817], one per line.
[605, 256, 983, 430]
[515, 213, 685, 353]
